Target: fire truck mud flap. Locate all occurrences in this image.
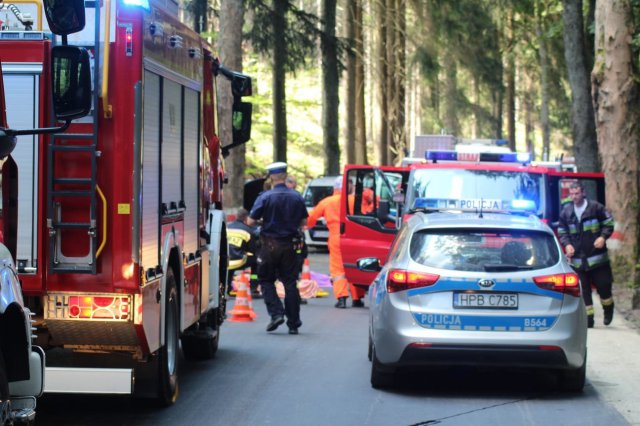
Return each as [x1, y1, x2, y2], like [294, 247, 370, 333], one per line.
[44, 367, 133, 394]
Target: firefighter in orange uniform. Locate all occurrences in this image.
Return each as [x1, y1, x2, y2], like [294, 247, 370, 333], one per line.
[307, 176, 365, 308]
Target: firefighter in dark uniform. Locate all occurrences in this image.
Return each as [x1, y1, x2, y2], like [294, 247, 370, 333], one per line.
[558, 181, 615, 328]
[248, 162, 308, 335]
[227, 208, 260, 296]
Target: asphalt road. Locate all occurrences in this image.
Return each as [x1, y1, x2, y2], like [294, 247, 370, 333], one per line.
[37, 250, 630, 426]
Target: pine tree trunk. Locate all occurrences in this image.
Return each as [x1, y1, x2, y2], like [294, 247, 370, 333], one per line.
[393, 0, 406, 164]
[535, 0, 551, 161]
[345, 0, 356, 164]
[272, 0, 287, 163]
[384, 0, 396, 164]
[218, 0, 245, 209]
[354, 0, 367, 165]
[562, 0, 599, 172]
[322, 0, 340, 175]
[377, 0, 389, 165]
[592, 0, 640, 295]
[442, 54, 459, 136]
[506, 9, 516, 150]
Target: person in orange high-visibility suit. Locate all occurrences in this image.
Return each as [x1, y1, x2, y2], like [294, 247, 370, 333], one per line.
[308, 176, 366, 308]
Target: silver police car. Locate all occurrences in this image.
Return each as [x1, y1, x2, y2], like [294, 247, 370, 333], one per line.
[360, 208, 587, 390]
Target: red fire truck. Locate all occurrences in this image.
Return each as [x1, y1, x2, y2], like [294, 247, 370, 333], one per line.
[340, 148, 605, 288]
[0, 0, 252, 404]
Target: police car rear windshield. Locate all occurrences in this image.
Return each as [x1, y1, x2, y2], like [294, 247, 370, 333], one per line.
[406, 169, 544, 216]
[409, 229, 559, 272]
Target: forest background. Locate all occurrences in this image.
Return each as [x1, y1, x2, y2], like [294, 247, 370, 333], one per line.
[182, 0, 640, 303]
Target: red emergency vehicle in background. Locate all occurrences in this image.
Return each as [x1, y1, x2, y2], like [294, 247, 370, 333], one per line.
[0, 0, 252, 404]
[340, 137, 605, 288]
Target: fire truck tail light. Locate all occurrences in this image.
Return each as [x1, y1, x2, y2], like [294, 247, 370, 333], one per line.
[67, 295, 131, 320]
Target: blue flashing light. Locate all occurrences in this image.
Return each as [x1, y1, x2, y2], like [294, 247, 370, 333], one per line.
[413, 198, 439, 209]
[511, 199, 536, 211]
[495, 139, 509, 146]
[123, 0, 150, 9]
[426, 150, 458, 161]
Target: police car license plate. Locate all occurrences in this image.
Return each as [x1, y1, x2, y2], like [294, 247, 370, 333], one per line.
[453, 292, 518, 309]
[313, 230, 329, 239]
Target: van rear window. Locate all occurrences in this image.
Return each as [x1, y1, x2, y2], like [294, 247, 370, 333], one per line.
[303, 186, 334, 207]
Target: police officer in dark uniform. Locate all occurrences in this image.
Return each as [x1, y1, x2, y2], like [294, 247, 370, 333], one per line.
[248, 162, 308, 335]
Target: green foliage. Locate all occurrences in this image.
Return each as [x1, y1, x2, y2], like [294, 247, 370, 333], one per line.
[244, 0, 321, 73]
[242, 58, 325, 181]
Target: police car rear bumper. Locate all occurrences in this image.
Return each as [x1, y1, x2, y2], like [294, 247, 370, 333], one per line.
[397, 343, 570, 369]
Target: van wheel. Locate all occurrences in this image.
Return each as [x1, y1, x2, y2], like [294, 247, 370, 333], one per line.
[158, 268, 179, 405]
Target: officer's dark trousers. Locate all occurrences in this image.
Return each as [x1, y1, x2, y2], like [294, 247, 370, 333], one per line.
[257, 236, 302, 329]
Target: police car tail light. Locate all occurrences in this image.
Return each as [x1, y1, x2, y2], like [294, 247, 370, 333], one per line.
[533, 273, 580, 297]
[387, 269, 439, 293]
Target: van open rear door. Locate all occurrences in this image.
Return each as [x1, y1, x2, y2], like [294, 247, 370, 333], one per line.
[339, 165, 409, 287]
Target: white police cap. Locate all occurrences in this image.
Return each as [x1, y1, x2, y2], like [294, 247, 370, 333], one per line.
[266, 161, 287, 175]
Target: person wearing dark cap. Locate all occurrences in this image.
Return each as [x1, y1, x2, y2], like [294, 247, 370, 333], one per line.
[248, 162, 308, 335]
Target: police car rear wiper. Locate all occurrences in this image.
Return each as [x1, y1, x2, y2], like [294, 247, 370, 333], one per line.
[483, 264, 533, 272]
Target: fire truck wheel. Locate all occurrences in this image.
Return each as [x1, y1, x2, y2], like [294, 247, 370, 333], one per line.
[158, 268, 179, 406]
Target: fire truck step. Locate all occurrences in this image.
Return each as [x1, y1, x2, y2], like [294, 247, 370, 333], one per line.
[51, 133, 95, 140]
[53, 178, 92, 185]
[50, 190, 93, 197]
[50, 263, 95, 273]
[49, 145, 96, 152]
[52, 222, 92, 229]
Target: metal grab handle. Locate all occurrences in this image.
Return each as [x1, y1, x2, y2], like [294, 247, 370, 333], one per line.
[96, 185, 107, 258]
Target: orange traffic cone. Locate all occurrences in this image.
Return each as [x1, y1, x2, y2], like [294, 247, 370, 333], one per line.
[298, 259, 318, 299]
[228, 271, 258, 322]
[242, 270, 255, 311]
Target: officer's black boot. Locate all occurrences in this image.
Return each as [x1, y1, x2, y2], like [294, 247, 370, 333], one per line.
[603, 300, 614, 326]
[335, 297, 347, 309]
[587, 314, 594, 328]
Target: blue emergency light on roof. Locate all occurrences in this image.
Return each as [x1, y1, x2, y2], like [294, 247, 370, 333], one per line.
[425, 150, 458, 161]
[510, 199, 536, 211]
[123, 0, 150, 9]
[426, 150, 531, 164]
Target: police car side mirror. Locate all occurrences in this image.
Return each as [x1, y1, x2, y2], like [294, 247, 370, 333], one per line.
[357, 257, 382, 273]
[52, 46, 92, 121]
